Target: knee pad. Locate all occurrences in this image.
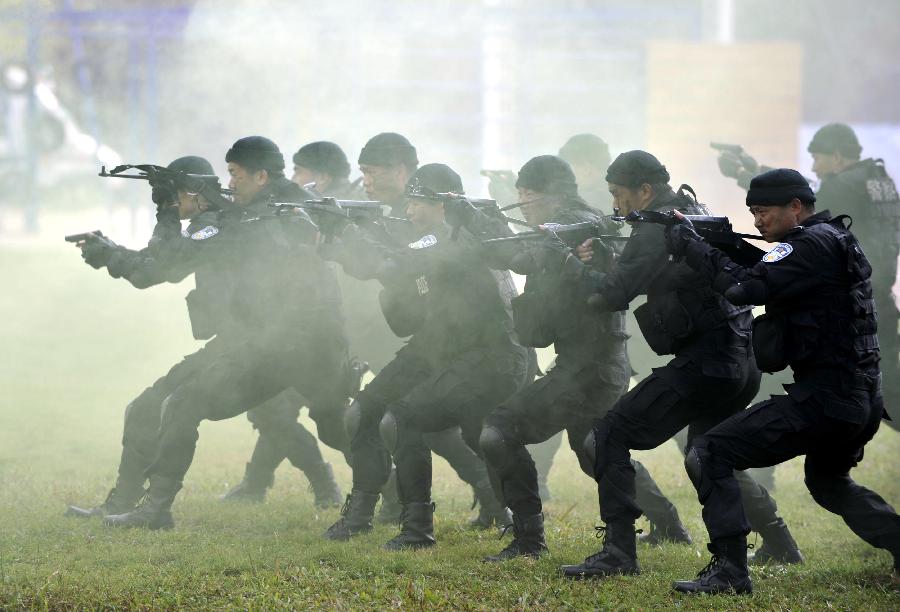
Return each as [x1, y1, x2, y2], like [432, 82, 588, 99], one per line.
[344, 400, 363, 439]
[379, 411, 399, 454]
[586, 418, 612, 479]
[479, 425, 507, 466]
[684, 446, 703, 493]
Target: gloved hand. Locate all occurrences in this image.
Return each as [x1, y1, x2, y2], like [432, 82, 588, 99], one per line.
[532, 231, 572, 272]
[442, 195, 478, 229]
[717, 151, 744, 179]
[156, 204, 180, 228]
[151, 183, 176, 207]
[665, 213, 701, 257]
[79, 232, 119, 269]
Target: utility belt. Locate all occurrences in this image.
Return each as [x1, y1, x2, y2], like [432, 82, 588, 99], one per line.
[634, 291, 743, 356]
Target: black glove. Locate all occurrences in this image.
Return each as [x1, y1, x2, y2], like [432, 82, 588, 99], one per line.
[151, 184, 175, 206]
[80, 233, 119, 269]
[155, 204, 180, 228]
[442, 195, 478, 229]
[533, 231, 572, 272]
[106, 250, 132, 279]
[665, 216, 701, 257]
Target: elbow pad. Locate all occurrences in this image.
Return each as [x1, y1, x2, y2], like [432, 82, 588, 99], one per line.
[724, 279, 767, 306]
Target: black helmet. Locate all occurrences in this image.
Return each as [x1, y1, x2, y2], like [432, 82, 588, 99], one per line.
[358, 132, 418, 169]
[225, 135, 285, 173]
[292, 141, 351, 178]
[405, 163, 464, 199]
[605, 150, 670, 188]
[515, 155, 579, 197]
[807, 123, 862, 160]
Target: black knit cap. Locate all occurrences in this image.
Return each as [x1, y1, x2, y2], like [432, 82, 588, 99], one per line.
[605, 150, 670, 188]
[746, 168, 816, 207]
[225, 135, 285, 173]
[292, 141, 351, 178]
[515, 155, 579, 197]
[405, 163, 464, 199]
[167, 155, 214, 176]
[559, 133, 611, 168]
[358, 132, 418, 168]
[807, 123, 862, 159]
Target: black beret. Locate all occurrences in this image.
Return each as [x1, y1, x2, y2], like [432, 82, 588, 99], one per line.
[225, 136, 285, 172]
[807, 123, 862, 159]
[515, 155, 579, 197]
[292, 141, 351, 178]
[405, 163, 464, 200]
[167, 155, 214, 176]
[358, 132, 418, 168]
[559, 133, 611, 167]
[746, 168, 816, 206]
[605, 150, 670, 188]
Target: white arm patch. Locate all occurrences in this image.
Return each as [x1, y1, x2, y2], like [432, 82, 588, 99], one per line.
[408, 234, 438, 249]
[190, 226, 219, 240]
[762, 242, 793, 263]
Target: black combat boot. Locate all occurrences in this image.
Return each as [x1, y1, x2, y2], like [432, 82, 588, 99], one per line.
[383, 502, 437, 550]
[483, 513, 549, 562]
[103, 475, 181, 530]
[560, 522, 640, 579]
[468, 479, 513, 530]
[638, 518, 693, 546]
[219, 462, 273, 503]
[323, 491, 379, 541]
[305, 462, 343, 509]
[66, 480, 145, 519]
[673, 537, 752, 595]
[376, 469, 402, 524]
[749, 517, 804, 565]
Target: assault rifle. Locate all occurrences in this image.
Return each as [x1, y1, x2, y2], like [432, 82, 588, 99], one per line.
[620, 209, 766, 266]
[481, 220, 627, 248]
[270, 197, 408, 241]
[99, 164, 234, 210]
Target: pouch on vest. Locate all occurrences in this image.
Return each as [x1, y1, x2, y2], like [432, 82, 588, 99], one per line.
[378, 286, 425, 338]
[752, 311, 789, 372]
[511, 291, 556, 348]
[185, 289, 216, 340]
[634, 292, 693, 355]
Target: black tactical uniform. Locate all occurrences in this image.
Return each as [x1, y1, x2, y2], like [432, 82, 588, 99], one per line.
[560, 151, 795, 579]
[97, 139, 351, 529]
[323, 164, 528, 549]
[66, 156, 339, 516]
[335, 137, 513, 529]
[470, 155, 678, 561]
[668, 169, 900, 595]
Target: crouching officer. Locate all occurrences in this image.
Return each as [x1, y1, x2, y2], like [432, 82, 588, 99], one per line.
[559, 151, 798, 579]
[323, 164, 528, 549]
[458, 155, 677, 561]
[98, 137, 351, 529]
[667, 169, 900, 594]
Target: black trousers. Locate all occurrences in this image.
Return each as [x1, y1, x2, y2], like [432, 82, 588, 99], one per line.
[690, 373, 900, 555]
[872, 275, 900, 428]
[482, 356, 629, 517]
[145, 334, 349, 483]
[352, 345, 528, 502]
[592, 338, 778, 531]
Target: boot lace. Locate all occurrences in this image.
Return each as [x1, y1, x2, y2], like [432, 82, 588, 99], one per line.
[339, 494, 352, 517]
[695, 553, 725, 579]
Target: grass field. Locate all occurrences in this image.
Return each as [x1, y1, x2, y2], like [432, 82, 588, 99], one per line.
[1, 245, 898, 609]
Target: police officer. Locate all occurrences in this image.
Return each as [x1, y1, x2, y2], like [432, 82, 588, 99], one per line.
[220, 139, 368, 505]
[667, 168, 900, 594]
[67, 155, 244, 520]
[322, 163, 528, 547]
[96, 136, 351, 529]
[718, 124, 900, 428]
[558, 133, 614, 212]
[291, 140, 364, 199]
[338, 133, 512, 529]
[559, 150, 798, 579]
[464, 155, 632, 560]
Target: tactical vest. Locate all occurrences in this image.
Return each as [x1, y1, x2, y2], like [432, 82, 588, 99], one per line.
[636, 186, 751, 356]
[760, 217, 879, 383]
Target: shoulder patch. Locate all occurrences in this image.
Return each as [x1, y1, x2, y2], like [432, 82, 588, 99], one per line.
[408, 234, 438, 250]
[762, 242, 793, 263]
[190, 226, 219, 241]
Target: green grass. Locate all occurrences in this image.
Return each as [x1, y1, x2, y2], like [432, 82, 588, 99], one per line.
[1, 246, 898, 609]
